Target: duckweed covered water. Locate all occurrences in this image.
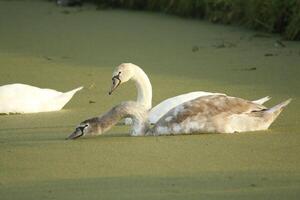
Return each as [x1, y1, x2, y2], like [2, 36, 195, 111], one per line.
[0, 1, 300, 200]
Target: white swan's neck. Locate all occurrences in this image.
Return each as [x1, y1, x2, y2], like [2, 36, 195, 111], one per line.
[131, 66, 152, 110]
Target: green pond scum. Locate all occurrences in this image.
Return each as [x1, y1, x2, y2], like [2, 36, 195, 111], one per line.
[89, 0, 300, 40]
[0, 1, 299, 200]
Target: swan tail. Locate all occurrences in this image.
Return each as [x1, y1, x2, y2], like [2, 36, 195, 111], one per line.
[61, 86, 83, 100]
[252, 96, 271, 105]
[65, 86, 83, 96]
[54, 86, 83, 110]
[262, 98, 291, 129]
[266, 98, 291, 115]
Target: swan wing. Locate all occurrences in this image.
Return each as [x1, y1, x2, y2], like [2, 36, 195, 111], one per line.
[150, 96, 291, 135]
[160, 95, 266, 124]
[252, 96, 271, 105]
[148, 91, 225, 124]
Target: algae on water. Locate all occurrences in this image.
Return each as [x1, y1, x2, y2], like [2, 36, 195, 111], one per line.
[87, 0, 300, 40]
[0, 1, 300, 200]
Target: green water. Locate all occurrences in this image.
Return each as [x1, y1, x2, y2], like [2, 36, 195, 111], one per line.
[0, 1, 300, 199]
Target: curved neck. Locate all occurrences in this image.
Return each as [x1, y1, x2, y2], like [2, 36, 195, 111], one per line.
[96, 102, 149, 136]
[131, 66, 152, 110]
[95, 109, 123, 134]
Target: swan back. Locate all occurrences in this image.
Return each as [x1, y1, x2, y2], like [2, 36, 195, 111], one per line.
[148, 91, 224, 124]
[151, 95, 268, 135]
[0, 84, 82, 114]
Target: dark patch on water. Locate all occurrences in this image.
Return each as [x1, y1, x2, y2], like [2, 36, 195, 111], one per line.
[252, 33, 272, 38]
[261, 177, 268, 181]
[192, 46, 199, 52]
[61, 10, 70, 14]
[61, 56, 70, 59]
[264, 53, 277, 57]
[43, 56, 53, 61]
[274, 40, 286, 48]
[233, 67, 257, 71]
[56, 0, 82, 7]
[245, 67, 257, 71]
[213, 41, 236, 48]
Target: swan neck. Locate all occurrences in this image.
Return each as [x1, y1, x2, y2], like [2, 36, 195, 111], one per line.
[132, 66, 152, 110]
[97, 102, 149, 135]
[96, 108, 123, 134]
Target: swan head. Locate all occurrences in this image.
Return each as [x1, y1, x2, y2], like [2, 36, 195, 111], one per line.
[109, 63, 135, 95]
[66, 119, 102, 140]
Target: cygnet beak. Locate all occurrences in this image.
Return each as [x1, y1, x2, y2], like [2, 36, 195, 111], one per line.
[108, 76, 121, 95]
[66, 129, 83, 140]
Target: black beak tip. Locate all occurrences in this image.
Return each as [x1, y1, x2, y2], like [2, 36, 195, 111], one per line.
[108, 91, 112, 95]
[66, 133, 76, 140]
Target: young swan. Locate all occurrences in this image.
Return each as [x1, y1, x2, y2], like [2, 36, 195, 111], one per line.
[67, 96, 291, 139]
[150, 96, 291, 135]
[67, 101, 149, 139]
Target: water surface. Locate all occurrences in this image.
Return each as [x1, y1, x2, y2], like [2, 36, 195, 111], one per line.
[0, 1, 299, 199]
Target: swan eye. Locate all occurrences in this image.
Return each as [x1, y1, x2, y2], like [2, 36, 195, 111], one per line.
[112, 72, 122, 83]
[78, 124, 88, 133]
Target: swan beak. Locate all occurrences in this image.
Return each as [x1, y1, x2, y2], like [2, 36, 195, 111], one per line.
[108, 78, 121, 95]
[66, 129, 83, 140]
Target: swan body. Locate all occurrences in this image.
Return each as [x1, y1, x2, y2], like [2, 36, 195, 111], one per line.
[149, 95, 272, 126]
[0, 83, 83, 114]
[109, 63, 273, 124]
[150, 95, 291, 135]
[67, 97, 290, 139]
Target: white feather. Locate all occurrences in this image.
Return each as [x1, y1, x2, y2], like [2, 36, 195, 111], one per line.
[0, 83, 83, 114]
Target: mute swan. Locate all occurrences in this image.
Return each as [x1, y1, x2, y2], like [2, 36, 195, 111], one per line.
[108, 63, 271, 124]
[67, 96, 291, 139]
[67, 101, 148, 139]
[0, 83, 83, 114]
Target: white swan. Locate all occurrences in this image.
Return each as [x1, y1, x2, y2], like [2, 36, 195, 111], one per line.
[67, 97, 291, 139]
[0, 83, 83, 114]
[108, 63, 271, 124]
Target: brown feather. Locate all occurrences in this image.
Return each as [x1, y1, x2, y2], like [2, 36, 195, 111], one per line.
[163, 95, 266, 124]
